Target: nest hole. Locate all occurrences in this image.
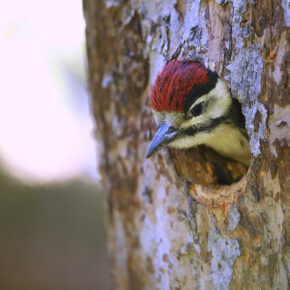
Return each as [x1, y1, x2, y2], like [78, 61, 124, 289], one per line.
[169, 146, 250, 208]
[169, 145, 249, 186]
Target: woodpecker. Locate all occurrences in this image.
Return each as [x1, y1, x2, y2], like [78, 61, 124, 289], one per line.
[146, 60, 251, 166]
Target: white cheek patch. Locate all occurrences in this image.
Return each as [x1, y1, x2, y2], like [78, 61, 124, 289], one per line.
[208, 79, 232, 118]
[180, 79, 232, 129]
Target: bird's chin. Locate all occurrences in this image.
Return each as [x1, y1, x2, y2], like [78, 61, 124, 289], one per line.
[168, 136, 201, 149]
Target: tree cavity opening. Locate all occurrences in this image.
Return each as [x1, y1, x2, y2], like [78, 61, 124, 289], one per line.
[169, 145, 249, 186]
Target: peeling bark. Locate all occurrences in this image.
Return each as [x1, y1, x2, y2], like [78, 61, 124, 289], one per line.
[83, 0, 290, 289]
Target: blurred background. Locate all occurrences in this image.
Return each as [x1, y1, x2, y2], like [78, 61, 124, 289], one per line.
[0, 0, 110, 289]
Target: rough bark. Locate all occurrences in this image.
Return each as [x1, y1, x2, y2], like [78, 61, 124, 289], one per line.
[83, 0, 290, 289]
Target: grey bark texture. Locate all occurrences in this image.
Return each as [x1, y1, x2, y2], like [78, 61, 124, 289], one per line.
[83, 0, 290, 289]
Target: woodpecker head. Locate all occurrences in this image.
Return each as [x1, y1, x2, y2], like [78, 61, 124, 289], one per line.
[146, 59, 250, 165]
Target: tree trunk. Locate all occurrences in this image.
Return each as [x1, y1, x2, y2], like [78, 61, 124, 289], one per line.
[83, 0, 289, 289]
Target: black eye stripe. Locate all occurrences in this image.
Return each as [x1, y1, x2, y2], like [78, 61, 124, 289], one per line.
[182, 116, 228, 136]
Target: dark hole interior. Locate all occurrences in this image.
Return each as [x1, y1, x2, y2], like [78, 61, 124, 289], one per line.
[169, 145, 249, 186]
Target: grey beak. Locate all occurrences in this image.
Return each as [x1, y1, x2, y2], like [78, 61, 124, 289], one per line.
[146, 124, 180, 158]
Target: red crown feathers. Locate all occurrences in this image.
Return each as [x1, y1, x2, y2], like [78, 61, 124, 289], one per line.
[150, 60, 209, 112]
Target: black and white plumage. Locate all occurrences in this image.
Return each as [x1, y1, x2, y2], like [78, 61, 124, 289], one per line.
[146, 60, 250, 166]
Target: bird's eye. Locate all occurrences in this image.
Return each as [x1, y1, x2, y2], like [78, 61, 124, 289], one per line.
[190, 102, 204, 117]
